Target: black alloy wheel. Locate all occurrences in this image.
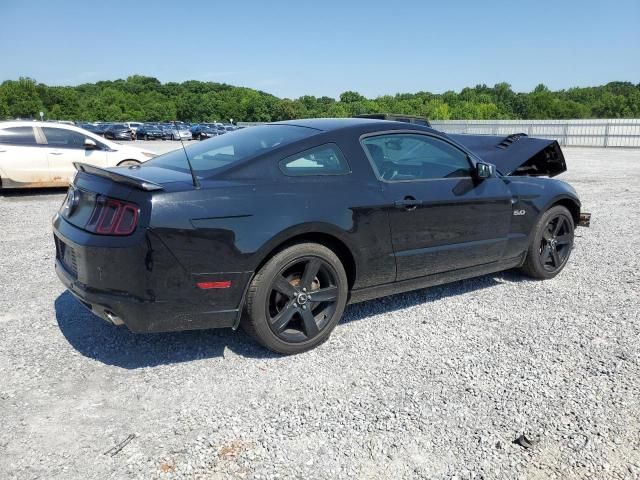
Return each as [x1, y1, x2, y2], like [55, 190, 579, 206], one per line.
[521, 205, 575, 279]
[267, 257, 340, 343]
[242, 243, 348, 354]
[539, 214, 573, 272]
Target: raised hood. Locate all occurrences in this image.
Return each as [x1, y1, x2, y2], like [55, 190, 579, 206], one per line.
[448, 133, 567, 177]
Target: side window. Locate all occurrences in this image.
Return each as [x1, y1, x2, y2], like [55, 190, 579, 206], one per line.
[42, 127, 87, 148]
[362, 134, 472, 181]
[0, 127, 37, 145]
[279, 144, 350, 176]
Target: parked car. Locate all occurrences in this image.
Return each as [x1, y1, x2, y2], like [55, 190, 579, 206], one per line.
[104, 123, 134, 141]
[52, 118, 589, 354]
[161, 124, 192, 141]
[77, 123, 101, 134]
[190, 124, 219, 140]
[93, 123, 112, 136]
[197, 126, 219, 140]
[0, 121, 156, 188]
[190, 124, 203, 138]
[136, 124, 165, 140]
[124, 122, 143, 135]
[159, 125, 172, 140]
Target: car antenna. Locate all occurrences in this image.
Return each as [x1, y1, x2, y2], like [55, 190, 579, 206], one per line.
[173, 120, 200, 189]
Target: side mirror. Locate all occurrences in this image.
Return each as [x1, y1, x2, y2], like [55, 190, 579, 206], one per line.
[475, 162, 493, 179]
[84, 138, 97, 149]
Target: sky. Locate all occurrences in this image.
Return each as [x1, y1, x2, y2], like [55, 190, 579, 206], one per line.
[1, 0, 638, 99]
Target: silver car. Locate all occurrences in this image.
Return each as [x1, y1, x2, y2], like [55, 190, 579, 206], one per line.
[163, 125, 192, 141]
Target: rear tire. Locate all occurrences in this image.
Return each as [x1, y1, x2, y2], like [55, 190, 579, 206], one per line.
[521, 205, 575, 279]
[242, 243, 348, 355]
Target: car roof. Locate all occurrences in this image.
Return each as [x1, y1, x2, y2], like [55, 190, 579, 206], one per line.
[0, 120, 96, 133]
[272, 117, 437, 134]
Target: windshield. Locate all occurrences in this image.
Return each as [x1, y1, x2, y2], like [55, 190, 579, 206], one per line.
[144, 125, 318, 177]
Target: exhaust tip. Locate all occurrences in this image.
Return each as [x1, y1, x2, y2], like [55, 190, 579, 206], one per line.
[104, 310, 125, 326]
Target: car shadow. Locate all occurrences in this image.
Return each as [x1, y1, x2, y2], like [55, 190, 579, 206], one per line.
[340, 269, 531, 324]
[55, 270, 532, 369]
[54, 292, 279, 369]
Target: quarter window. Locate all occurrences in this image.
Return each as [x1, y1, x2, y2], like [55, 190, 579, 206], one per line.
[42, 127, 88, 148]
[362, 134, 472, 181]
[0, 127, 37, 145]
[279, 144, 349, 176]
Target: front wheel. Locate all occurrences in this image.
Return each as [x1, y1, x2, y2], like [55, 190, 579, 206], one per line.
[117, 159, 140, 167]
[521, 205, 575, 279]
[242, 243, 348, 354]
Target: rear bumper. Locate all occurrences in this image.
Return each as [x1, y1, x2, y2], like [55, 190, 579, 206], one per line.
[53, 215, 251, 333]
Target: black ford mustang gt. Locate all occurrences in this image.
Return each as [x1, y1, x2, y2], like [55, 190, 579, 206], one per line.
[53, 118, 588, 354]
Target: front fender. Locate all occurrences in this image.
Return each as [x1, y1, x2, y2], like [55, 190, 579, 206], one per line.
[501, 177, 581, 256]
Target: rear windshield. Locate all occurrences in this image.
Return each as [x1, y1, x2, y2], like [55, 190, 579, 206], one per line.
[143, 125, 318, 177]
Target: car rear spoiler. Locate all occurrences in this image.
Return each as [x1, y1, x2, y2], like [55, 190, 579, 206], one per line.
[448, 133, 567, 177]
[73, 162, 164, 191]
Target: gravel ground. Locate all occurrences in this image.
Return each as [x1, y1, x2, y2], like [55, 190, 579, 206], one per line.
[0, 147, 638, 479]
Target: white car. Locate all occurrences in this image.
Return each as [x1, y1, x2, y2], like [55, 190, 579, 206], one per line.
[124, 122, 143, 134]
[0, 121, 156, 189]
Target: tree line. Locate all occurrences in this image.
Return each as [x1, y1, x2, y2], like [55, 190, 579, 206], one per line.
[1, 75, 639, 123]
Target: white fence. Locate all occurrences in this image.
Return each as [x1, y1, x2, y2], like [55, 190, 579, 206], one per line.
[237, 119, 640, 147]
[430, 119, 640, 148]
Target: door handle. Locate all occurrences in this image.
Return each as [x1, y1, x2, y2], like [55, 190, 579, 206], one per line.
[50, 152, 64, 155]
[394, 196, 421, 211]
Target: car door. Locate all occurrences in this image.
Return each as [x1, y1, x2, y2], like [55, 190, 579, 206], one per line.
[361, 132, 513, 281]
[0, 126, 50, 187]
[40, 126, 108, 184]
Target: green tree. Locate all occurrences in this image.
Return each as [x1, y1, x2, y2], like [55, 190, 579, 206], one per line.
[0, 77, 44, 118]
[1, 76, 637, 122]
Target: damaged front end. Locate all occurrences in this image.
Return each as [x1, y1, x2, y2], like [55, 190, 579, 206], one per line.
[449, 133, 567, 177]
[449, 131, 590, 228]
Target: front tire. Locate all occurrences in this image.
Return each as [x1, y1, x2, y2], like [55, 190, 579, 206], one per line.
[242, 243, 348, 354]
[521, 205, 575, 279]
[117, 159, 140, 167]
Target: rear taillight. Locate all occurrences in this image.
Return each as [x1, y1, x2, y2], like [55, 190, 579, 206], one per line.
[86, 195, 139, 235]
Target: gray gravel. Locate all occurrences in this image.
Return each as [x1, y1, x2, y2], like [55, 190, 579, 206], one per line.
[0, 147, 639, 479]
